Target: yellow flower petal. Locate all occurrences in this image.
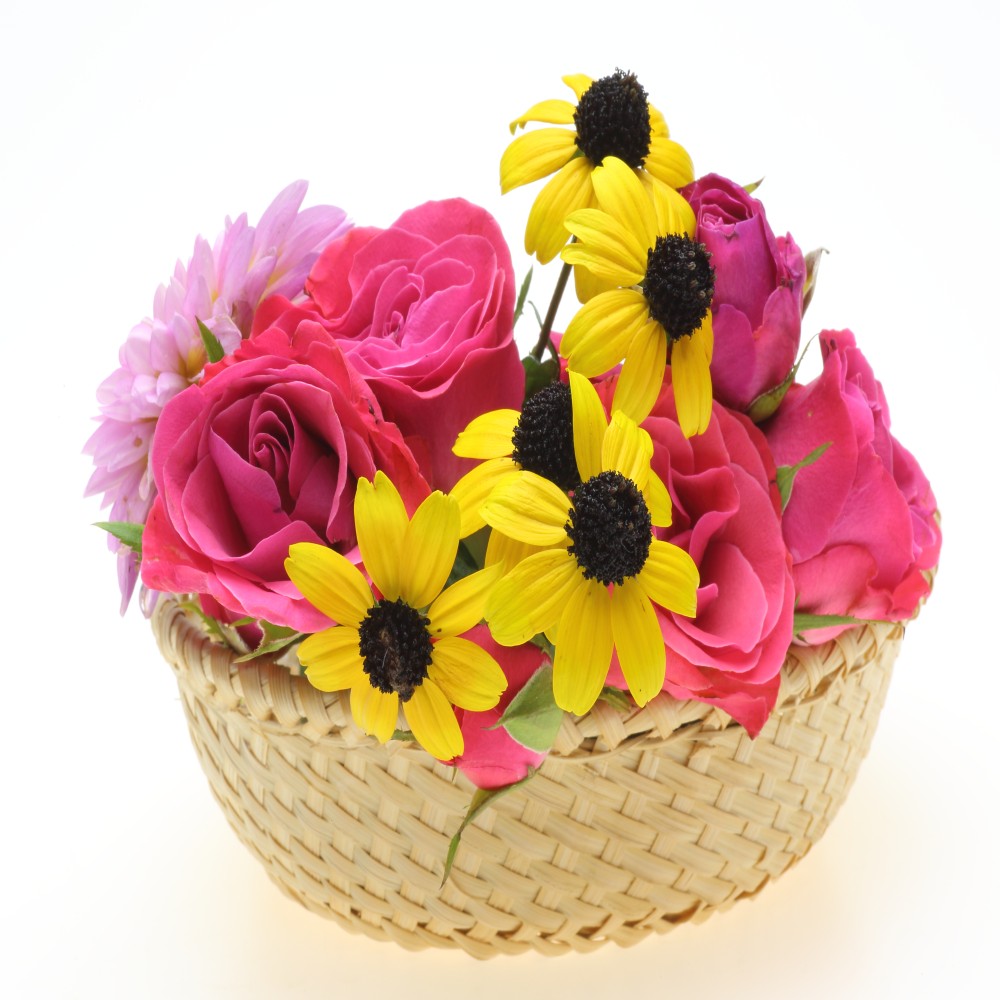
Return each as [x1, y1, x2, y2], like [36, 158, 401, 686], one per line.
[560, 288, 649, 376]
[562, 73, 593, 101]
[481, 471, 570, 546]
[405, 679, 464, 760]
[589, 156, 658, 250]
[645, 136, 696, 190]
[637, 539, 700, 617]
[427, 563, 504, 638]
[562, 208, 647, 285]
[569, 369, 609, 482]
[428, 636, 507, 711]
[354, 472, 407, 602]
[285, 543, 373, 627]
[400, 491, 460, 609]
[450, 457, 519, 537]
[298, 627, 366, 693]
[644, 470, 673, 528]
[508, 98, 576, 133]
[350, 683, 399, 744]
[552, 578, 614, 715]
[484, 529, 542, 574]
[639, 173, 696, 238]
[572, 259, 616, 304]
[486, 548, 581, 645]
[500, 128, 578, 193]
[453, 409, 519, 459]
[672, 326, 713, 438]
[611, 320, 668, 425]
[525, 157, 595, 264]
[601, 410, 653, 490]
[610, 578, 665, 707]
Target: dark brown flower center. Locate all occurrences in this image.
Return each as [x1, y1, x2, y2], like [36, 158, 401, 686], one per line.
[511, 381, 581, 493]
[566, 471, 652, 585]
[357, 599, 433, 702]
[573, 69, 652, 169]
[642, 234, 715, 341]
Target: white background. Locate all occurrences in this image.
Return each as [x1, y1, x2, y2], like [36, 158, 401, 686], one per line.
[2, 0, 996, 996]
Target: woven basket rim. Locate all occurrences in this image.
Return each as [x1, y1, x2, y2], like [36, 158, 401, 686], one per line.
[152, 597, 906, 760]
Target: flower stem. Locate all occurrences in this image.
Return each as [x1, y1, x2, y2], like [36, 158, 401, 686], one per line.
[531, 261, 572, 362]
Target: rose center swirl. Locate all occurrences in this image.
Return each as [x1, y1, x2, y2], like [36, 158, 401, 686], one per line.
[511, 381, 581, 492]
[573, 69, 652, 169]
[642, 234, 715, 341]
[357, 599, 434, 702]
[566, 470, 652, 586]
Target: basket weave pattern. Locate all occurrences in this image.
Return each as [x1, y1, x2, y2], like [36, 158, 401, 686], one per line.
[153, 600, 902, 958]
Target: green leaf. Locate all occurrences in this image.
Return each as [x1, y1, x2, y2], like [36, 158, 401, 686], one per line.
[793, 611, 886, 635]
[197, 318, 225, 364]
[597, 686, 633, 712]
[442, 770, 537, 884]
[391, 728, 415, 742]
[522, 355, 560, 401]
[232, 619, 303, 662]
[743, 177, 764, 195]
[489, 663, 563, 753]
[802, 248, 828, 316]
[776, 441, 831, 510]
[95, 521, 143, 554]
[513, 267, 533, 327]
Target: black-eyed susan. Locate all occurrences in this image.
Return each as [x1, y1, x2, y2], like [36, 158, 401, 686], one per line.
[482, 372, 699, 716]
[284, 472, 507, 761]
[560, 156, 715, 437]
[501, 70, 695, 264]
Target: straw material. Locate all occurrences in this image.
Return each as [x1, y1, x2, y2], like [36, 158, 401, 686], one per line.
[153, 599, 904, 958]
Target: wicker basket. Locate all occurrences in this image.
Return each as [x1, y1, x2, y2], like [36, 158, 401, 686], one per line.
[153, 598, 904, 958]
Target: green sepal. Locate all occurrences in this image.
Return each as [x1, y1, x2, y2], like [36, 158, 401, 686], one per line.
[513, 267, 533, 328]
[597, 686, 633, 712]
[776, 441, 831, 510]
[747, 333, 819, 424]
[487, 663, 563, 753]
[743, 177, 764, 195]
[391, 729, 415, 742]
[522, 355, 560, 402]
[95, 521, 143, 554]
[793, 611, 886, 637]
[442, 769, 537, 884]
[801, 248, 828, 316]
[197, 318, 225, 364]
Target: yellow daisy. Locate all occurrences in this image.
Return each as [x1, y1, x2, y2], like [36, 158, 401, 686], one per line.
[482, 372, 699, 716]
[560, 156, 715, 437]
[501, 69, 695, 264]
[284, 472, 507, 761]
[450, 381, 580, 539]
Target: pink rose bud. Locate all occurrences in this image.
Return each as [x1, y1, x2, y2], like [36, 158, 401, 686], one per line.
[682, 174, 806, 413]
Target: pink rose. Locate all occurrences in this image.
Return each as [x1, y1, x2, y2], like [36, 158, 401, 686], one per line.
[293, 198, 525, 489]
[141, 322, 428, 631]
[764, 330, 941, 641]
[602, 375, 795, 735]
[682, 174, 806, 412]
[453, 626, 549, 789]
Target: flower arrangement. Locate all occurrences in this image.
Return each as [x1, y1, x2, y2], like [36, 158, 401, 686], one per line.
[87, 70, 941, 837]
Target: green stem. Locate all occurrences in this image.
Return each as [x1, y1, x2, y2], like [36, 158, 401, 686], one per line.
[530, 261, 572, 362]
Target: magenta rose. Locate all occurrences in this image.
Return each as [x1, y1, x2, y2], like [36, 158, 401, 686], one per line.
[682, 174, 806, 413]
[141, 322, 429, 632]
[764, 330, 941, 641]
[289, 198, 524, 490]
[600, 374, 795, 735]
[453, 626, 549, 789]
